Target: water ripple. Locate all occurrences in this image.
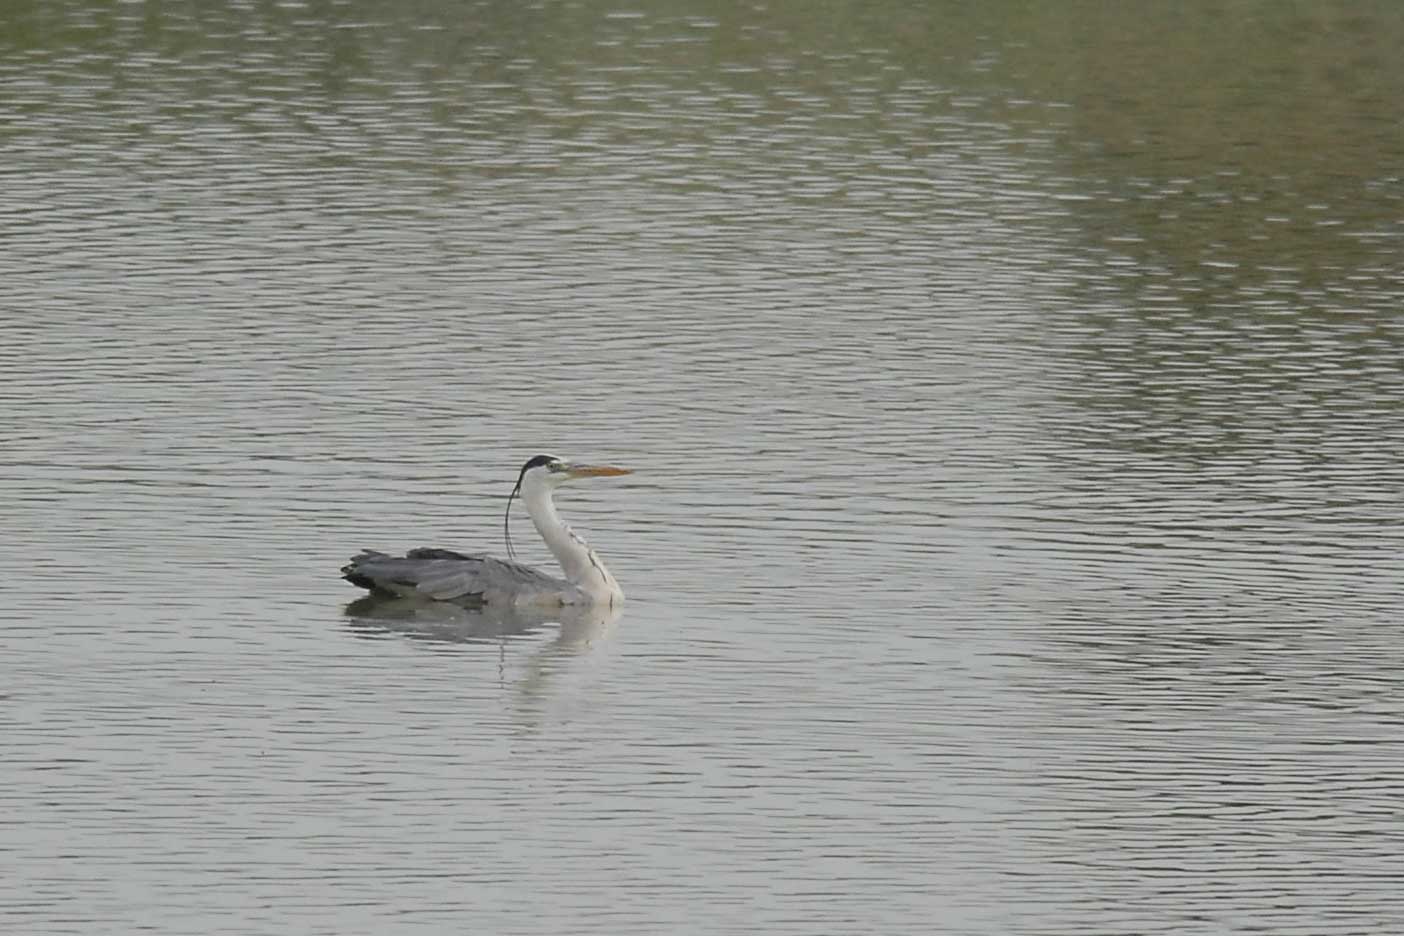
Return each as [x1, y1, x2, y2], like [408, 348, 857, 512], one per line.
[4, 3, 1404, 934]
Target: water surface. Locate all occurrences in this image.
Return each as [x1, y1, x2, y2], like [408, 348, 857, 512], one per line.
[4, 2, 1403, 933]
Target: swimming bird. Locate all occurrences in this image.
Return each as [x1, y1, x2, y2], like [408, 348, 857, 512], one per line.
[342, 454, 631, 608]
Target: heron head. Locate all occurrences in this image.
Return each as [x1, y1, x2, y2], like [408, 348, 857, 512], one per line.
[514, 453, 632, 490]
[504, 454, 632, 558]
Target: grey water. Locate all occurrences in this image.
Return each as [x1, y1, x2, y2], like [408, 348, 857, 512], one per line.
[4, 2, 1404, 933]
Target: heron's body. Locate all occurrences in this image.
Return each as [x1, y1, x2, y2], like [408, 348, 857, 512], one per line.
[341, 454, 628, 609]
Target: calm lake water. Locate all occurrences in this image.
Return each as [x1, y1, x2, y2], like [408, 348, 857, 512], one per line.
[4, 2, 1404, 934]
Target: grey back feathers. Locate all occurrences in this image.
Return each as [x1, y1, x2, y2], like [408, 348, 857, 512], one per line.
[341, 548, 566, 604]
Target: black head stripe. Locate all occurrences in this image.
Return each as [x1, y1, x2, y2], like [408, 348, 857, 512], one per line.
[520, 453, 559, 476]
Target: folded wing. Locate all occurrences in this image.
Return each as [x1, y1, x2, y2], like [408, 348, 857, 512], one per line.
[341, 548, 566, 602]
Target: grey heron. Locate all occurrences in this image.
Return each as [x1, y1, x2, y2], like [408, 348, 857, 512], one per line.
[342, 454, 631, 608]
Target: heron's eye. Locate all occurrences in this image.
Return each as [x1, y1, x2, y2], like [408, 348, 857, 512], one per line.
[549, 461, 566, 472]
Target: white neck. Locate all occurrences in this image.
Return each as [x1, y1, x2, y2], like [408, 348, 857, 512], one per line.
[519, 476, 622, 602]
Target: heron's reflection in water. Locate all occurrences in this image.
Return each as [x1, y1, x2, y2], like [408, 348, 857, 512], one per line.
[344, 598, 622, 725]
[344, 595, 620, 652]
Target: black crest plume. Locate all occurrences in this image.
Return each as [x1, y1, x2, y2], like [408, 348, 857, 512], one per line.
[504, 454, 558, 560]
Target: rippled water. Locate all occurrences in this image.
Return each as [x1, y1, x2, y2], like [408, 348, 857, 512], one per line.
[4, 3, 1404, 933]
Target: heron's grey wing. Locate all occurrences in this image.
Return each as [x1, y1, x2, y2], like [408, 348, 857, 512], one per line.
[342, 549, 568, 601]
[407, 552, 566, 597]
[342, 549, 492, 601]
[474, 556, 569, 592]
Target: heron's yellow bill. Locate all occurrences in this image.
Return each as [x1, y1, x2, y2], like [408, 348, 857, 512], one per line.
[566, 464, 632, 478]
